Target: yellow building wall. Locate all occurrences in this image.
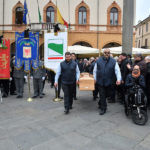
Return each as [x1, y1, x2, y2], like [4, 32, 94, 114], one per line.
[68, 31, 135, 49]
[3, 31, 136, 56]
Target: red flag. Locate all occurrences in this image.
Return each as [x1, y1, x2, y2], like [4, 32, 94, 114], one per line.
[0, 39, 10, 79]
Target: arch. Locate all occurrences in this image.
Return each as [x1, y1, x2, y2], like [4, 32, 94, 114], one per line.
[43, 0, 57, 23]
[73, 41, 92, 47]
[102, 42, 121, 49]
[75, 1, 90, 30]
[12, 1, 24, 25]
[107, 1, 121, 26]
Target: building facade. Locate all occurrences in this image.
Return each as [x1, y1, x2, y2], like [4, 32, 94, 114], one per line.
[136, 16, 150, 49]
[0, 0, 136, 56]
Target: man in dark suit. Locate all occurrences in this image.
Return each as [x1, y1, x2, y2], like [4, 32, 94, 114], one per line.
[119, 53, 130, 104]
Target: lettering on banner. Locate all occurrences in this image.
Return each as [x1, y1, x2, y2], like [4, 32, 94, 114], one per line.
[0, 54, 8, 69]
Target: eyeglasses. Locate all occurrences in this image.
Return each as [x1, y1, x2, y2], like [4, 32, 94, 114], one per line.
[104, 52, 110, 54]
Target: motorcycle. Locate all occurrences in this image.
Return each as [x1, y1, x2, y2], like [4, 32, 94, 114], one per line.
[124, 84, 148, 125]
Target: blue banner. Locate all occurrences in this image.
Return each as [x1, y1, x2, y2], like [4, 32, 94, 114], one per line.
[23, 0, 28, 24]
[15, 32, 39, 72]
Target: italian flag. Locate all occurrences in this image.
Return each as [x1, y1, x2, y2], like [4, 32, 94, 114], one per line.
[38, 6, 41, 23]
[57, 8, 68, 28]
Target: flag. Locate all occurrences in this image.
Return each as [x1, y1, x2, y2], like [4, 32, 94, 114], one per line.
[38, 6, 41, 23]
[0, 39, 10, 79]
[15, 32, 39, 72]
[44, 32, 67, 73]
[57, 8, 68, 28]
[23, 0, 28, 24]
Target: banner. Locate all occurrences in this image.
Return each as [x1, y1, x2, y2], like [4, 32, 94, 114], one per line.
[15, 32, 39, 72]
[44, 32, 67, 73]
[0, 39, 10, 79]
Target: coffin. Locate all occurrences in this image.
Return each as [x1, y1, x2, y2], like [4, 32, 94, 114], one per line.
[79, 73, 95, 91]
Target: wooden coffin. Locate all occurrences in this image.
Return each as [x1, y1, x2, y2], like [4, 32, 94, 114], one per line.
[79, 73, 95, 91]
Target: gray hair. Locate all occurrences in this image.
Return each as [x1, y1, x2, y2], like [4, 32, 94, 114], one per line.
[145, 55, 150, 60]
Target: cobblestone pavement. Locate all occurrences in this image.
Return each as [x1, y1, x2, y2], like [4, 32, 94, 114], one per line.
[0, 81, 150, 150]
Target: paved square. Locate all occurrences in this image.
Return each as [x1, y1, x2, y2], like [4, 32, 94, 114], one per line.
[0, 81, 150, 150]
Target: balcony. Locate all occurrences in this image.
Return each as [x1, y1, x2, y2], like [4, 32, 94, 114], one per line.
[0, 23, 130, 34]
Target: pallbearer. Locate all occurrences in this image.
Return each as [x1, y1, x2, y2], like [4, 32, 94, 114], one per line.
[54, 52, 80, 114]
[93, 49, 121, 115]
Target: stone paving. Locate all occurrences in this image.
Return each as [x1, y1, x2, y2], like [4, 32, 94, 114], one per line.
[0, 81, 150, 150]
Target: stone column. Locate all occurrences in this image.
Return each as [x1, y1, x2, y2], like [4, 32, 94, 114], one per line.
[122, 0, 134, 54]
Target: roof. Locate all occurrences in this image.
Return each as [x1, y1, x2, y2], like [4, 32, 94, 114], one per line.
[136, 15, 150, 28]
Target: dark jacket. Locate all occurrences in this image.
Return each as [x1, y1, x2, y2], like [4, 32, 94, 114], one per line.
[120, 58, 129, 82]
[89, 61, 95, 74]
[60, 60, 77, 84]
[146, 62, 150, 88]
[125, 74, 145, 89]
[13, 66, 25, 78]
[83, 63, 90, 72]
[10, 58, 15, 77]
[78, 62, 84, 73]
[13, 60, 25, 78]
[32, 61, 46, 79]
[96, 56, 116, 87]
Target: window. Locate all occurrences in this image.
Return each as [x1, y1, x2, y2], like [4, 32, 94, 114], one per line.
[146, 23, 148, 32]
[136, 41, 138, 48]
[138, 40, 140, 48]
[78, 7, 87, 24]
[139, 27, 141, 35]
[46, 6, 55, 23]
[110, 7, 118, 25]
[15, 7, 23, 24]
[145, 39, 148, 47]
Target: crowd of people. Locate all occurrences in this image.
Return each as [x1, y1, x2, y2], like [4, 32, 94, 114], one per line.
[0, 50, 150, 116]
[55, 50, 150, 115]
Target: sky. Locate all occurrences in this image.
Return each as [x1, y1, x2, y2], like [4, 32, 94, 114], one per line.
[136, 0, 150, 24]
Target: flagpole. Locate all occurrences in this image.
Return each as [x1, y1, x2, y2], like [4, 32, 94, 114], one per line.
[52, 0, 62, 102]
[56, 0, 57, 8]
[37, 0, 41, 23]
[68, 0, 70, 25]
[2, 0, 4, 35]
[26, 0, 31, 24]
[97, 0, 99, 49]
[56, 0, 57, 23]
[28, 11, 31, 24]
[27, 71, 33, 102]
